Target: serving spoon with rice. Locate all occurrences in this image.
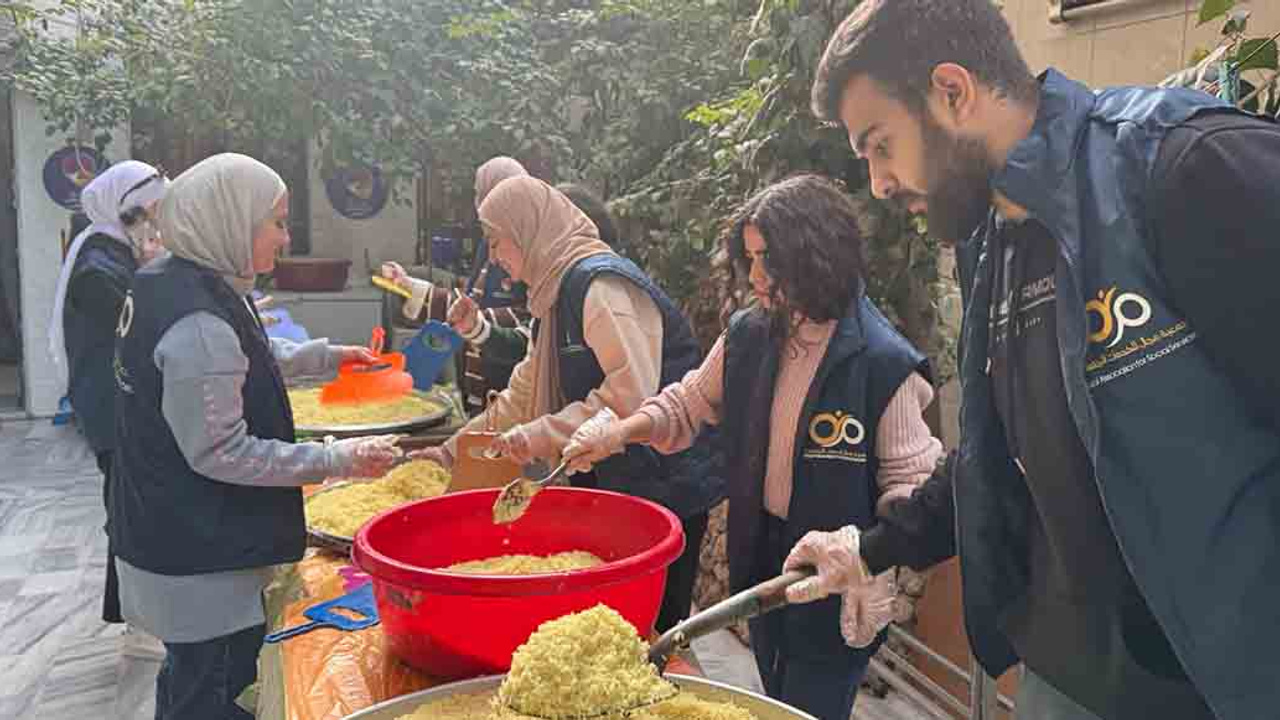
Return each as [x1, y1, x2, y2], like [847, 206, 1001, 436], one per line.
[490, 457, 570, 524]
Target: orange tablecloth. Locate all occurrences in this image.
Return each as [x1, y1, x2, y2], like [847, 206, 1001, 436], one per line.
[266, 549, 700, 720]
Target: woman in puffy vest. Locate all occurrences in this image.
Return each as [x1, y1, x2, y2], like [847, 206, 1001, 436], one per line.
[48, 160, 166, 639]
[111, 153, 401, 720]
[562, 174, 944, 720]
[414, 175, 725, 633]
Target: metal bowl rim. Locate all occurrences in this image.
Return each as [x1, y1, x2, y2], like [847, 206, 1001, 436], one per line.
[337, 673, 818, 720]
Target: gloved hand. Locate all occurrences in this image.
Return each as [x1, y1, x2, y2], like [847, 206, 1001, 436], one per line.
[447, 292, 482, 337]
[783, 525, 869, 604]
[334, 345, 379, 364]
[839, 572, 897, 648]
[486, 425, 534, 465]
[380, 261, 411, 291]
[327, 434, 402, 480]
[563, 407, 626, 475]
[407, 444, 451, 468]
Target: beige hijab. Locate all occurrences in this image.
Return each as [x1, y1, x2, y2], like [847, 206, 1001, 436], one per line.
[159, 153, 286, 296]
[473, 156, 528, 209]
[478, 176, 613, 416]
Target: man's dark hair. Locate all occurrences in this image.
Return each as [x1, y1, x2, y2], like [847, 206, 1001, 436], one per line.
[557, 182, 620, 248]
[812, 0, 1036, 122]
[724, 174, 866, 340]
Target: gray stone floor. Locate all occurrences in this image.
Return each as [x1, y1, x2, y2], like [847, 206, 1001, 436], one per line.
[0, 418, 934, 720]
[0, 419, 157, 720]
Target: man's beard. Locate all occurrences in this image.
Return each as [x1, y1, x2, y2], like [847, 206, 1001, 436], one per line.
[919, 114, 995, 245]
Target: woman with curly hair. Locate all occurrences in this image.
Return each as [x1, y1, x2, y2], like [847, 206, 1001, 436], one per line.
[563, 174, 944, 720]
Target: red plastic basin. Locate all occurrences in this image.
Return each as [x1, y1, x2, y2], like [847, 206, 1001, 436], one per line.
[352, 487, 684, 679]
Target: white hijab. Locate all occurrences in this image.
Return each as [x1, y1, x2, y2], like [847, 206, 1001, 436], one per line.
[159, 153, 286, 296]
[48, 160, 167, 389]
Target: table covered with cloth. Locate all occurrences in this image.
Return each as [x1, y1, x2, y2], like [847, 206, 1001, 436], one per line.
[251, 546, 700, 720]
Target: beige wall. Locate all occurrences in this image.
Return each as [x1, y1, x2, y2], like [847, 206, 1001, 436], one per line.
[306, 143, 420, 275]
[1003, 0, 1280, 87]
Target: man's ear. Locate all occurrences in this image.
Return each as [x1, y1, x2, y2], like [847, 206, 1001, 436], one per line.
[928, 63, 980, 129]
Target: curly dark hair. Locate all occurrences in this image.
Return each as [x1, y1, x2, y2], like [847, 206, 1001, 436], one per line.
[724, 174, 866, 341]
[557, 182, 621, 249]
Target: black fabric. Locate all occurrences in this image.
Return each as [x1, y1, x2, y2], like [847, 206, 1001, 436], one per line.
[1149, 110, 1280, 434]
[466, 244, 527, 310]
[154, 623, 265, 720]
[112, 256, 304, 575]
[722, 295, 927, 657]
[986, 221, 1209, 719]
[749, 514, 880, 720]
[96, 451, 123, 624]
[552, 254, 725, 520]
[65, 234, 137, 452]
[859, 451, 956, 575]
[655, 511, 709, 634]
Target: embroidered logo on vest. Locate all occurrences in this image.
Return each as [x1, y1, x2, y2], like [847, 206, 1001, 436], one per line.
[805, 411, 867, 463]
[1085, 286, 1196, 389]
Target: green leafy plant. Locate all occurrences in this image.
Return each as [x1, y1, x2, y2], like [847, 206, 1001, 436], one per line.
[1164, 0, 1280, 115]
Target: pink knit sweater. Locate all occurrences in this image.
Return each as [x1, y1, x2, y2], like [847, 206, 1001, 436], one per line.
[638, 321, 942, 519]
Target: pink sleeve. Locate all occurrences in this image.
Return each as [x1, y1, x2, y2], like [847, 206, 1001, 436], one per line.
[874, 372, 944, 515]
[637, 333, 726, 455]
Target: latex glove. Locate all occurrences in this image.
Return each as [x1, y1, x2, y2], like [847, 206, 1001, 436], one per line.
[328, 434, 402, 480]
[563, 407, 626, 475]
[381, 261, 411, 291]
[334, 345, 379, 364]
[839, 573, 897, 648]
[447, 292, 482, 336]
[486, 426, 534, 465]
[783, 525, 868, 604]
[407, 444, 452, 469]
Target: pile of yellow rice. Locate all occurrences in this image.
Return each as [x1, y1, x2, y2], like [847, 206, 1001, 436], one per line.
[443, 551, 604, 575]
[288, 386, 445, 427]
[399, 605, 755, 719]
[305, 460, 450, 537]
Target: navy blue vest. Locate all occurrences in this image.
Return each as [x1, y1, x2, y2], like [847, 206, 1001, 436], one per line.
[111, 257, 304, 575]
[64, 235, 137, 453]
[956, 70, 1280, 719]
[722, 295, 928, 656]
[549, 254, 725, 519]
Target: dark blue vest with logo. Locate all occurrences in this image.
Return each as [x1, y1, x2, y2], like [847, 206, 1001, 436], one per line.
[549, 254, 725, 520]
[64, 235, 137, 453]
[111, 256, 305, 575]
[722, 295, 928, 656]
[955, 70, 1280, 719]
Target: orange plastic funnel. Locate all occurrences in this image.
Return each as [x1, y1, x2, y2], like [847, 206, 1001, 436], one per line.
[320, 328, 414, 405]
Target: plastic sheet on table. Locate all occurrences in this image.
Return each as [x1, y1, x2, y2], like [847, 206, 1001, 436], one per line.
[263, 550, 701, 720]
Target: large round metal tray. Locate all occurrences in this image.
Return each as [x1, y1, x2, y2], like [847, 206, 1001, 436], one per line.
[292, 387, 456, 438]
[340, 674, 817, 720]
[303, 481, 360, 553]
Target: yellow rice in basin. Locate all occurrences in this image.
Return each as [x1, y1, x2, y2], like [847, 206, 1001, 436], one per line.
[288, 386, 445, 428]
[305, 460, 450, 537]
[443, 551, 604, 575]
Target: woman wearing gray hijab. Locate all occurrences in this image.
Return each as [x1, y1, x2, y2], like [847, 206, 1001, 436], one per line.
[110, 153, 401, 720]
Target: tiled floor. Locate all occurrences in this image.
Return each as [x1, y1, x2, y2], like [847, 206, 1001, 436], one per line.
[0, 420, 157, 720]
[0, 418, 933, 720]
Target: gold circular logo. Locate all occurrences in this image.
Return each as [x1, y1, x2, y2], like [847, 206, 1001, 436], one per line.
[809, 412, 865, 449]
